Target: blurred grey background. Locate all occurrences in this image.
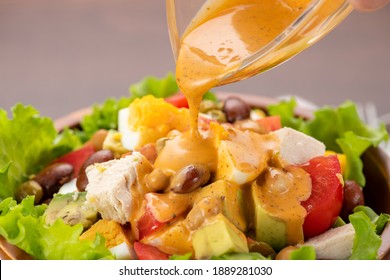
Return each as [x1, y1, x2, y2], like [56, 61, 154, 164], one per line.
[1, 0, 389, 120]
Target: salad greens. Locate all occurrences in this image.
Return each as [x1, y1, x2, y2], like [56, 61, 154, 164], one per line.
[0, 196, 113, 259]
[0, 105, 80, 200]
[80, 97, 133, 142]
[129, 72, 217, 102]
[289, 246, 316, 260]
[211, 252, 268, 260]
[353, 206, 390, 235]
[268, 99, 389, 186]
[129, 72, 179, 99]
[349, 211, 382, 260]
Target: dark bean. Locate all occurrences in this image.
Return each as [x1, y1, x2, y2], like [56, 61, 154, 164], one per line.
[340, 180, 365, 221]
[248, 240, 276, 259]
[15, 180, 44, 204]
[34, 162, 74, 199]
[76, 149, 114, 191]
[170, 164, 210, 194]
[223, 97, 251, 123]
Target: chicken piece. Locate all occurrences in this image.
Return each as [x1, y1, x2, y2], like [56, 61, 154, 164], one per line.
[85, 152, 152, 224]
[273, 127, 326, 165]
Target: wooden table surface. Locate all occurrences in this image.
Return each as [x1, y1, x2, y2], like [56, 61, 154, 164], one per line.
[1, 0, 390, 120]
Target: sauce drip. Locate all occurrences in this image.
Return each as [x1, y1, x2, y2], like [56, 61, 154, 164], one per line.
[176, 0, 312, 128]
[256, 166, 312, 244]
[159, 0, 312, 173]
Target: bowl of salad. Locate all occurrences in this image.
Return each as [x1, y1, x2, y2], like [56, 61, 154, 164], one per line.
[0, 73, 389, 260]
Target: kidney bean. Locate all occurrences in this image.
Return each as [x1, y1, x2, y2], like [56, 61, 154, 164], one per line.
[76, 149, 115, 191]
[223, 97, 251, 123]
[340, 180, 365, 221]
[170, 164, 210, 194]
[144, 168, 170, 192]
[33, 162, 74, 199]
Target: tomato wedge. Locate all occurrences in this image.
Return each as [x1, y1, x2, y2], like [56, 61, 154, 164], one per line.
[300, 155, 344, 239]
[165, 92, 189, 108]
[133, 242, 170, 260]
[256, 116, 282, 132]
[53, 144, 96, 178]
[137, 207, 166, 240]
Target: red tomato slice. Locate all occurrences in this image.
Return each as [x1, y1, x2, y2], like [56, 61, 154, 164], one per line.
[165, 92, 189, 108]
[137, 208, 166, 240]
[133, 242, 170, 260]
[256, 116, 282, 132]
[300, 155, 344, 239]
[53, 144, 95, 178]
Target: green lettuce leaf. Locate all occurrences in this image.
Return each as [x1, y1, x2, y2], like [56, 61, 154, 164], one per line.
[349, 211, 382, 260]
[289, 246, 316, 260]
[52, 127, 83, 158]
[267, 98, 306, 131]
[0, 196, 113, 260]
[169, 252, 193, 260]
[336, 132, 371, 186]
[211, 252, 268, 260]
[353, 205, 390, 235]
[267, 99, 389, 186]
[129, 72, 216, 101]
[129, 72, 179, 99]
[79, 97, 132, 141]
[0, 104, 78, 200]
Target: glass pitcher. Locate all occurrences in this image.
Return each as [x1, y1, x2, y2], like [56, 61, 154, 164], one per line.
[166, 0, 353, 86]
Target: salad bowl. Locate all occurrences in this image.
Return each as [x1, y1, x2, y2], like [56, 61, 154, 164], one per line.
[0, 92, 389, 260]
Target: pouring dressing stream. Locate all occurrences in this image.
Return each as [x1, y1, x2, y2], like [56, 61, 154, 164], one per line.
[157, 0, 351, 245]
[159, 0, 318, 173]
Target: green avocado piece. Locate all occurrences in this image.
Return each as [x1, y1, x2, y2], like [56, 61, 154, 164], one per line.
[44, 192, 98, 230]
[102, 130, 130, 158]
[251, 183, 287, 251]
[192, 213, 249, 259]
[194, 180, 247, 232]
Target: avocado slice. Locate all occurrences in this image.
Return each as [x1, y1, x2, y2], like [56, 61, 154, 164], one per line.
[44, 192, 98, 230]
[102, 130, 130, 158]
[194, 180, 247, 232]
[251, 183, 287, 251]
[192, 213, 249, 259]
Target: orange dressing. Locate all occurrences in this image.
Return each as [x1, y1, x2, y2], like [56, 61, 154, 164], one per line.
[154, 130, 217, 174]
